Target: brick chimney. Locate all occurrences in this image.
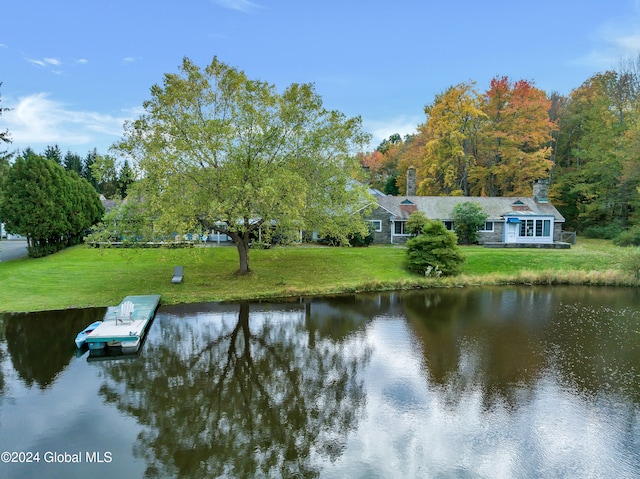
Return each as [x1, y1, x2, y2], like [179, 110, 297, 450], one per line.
[533, 179, 549, 202]
[406, 167, 416, 196]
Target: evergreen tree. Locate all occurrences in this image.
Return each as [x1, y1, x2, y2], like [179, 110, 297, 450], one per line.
[63, 150, 83, 175]
[83, 148, 99, 190]
[0, 151, 104, 257]
[405, 215, 465, 276]
[117, 159, 136, 198]
[43, 145, 63, 164]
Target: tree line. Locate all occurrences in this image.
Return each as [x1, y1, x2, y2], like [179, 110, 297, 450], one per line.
[361, 58, 640, 242]
[0, 141, 137, 256]
[4, 53, 640, 261]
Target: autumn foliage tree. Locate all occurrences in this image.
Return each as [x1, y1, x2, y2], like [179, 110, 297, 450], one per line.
[418, 82, 486, 196]
[391, 77, 555, 199]
[474, 77, 556, 196]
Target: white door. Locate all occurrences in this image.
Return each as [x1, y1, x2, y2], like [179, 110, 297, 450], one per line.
[506, 222, 518, 243]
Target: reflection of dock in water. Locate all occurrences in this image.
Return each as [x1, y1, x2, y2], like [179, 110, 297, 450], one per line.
[85, 295, 161, 357]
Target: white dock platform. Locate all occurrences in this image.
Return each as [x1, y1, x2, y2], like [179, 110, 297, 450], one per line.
[85, 294, 161, 353]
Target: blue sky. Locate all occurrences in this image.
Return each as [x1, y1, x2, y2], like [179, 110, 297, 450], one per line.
[1, 0, 640, 158]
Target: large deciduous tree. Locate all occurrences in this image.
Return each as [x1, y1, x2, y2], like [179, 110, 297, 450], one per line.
[115, 57, 372, 274]
[474, 77, 556, 196]
[419, 82, 486, 196]
[552, 68, 640, 232]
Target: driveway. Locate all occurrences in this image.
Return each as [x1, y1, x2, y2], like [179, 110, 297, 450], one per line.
[0, 240, 28, 262]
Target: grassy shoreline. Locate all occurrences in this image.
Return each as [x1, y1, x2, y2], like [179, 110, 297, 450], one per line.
[1, 239, 638, 313]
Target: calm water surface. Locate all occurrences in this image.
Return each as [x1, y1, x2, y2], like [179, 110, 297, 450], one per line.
[0, 286, 639, 478]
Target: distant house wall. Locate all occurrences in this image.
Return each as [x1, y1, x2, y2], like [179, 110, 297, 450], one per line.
[367, 206, 393, 244]
[553, 222, 562, 242]
[478, 222, 503, 243]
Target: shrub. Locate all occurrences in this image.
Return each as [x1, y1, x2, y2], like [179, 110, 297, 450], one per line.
[405, 219, 465, 276]
[613, 225, 640, 246]
[583, 224, 623, 240]
[347, 223, 375, 247]
[321, 222, 375, 247]
[452, 202, 488, 245]
[405, 211, 430, 236]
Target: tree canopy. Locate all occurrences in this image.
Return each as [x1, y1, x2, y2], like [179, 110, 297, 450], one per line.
[452, 201, 488, 245]
[0, 151, 104, 257]
[115, 56, 372, 273]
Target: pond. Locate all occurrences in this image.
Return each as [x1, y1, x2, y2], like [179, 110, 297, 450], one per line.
[0, 286, 639, 478]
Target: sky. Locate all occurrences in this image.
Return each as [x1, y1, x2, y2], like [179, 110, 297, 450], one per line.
[2, 0, 640, 158]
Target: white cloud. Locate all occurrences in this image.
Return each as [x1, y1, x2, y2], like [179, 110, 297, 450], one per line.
[25, 57, 63, 69]
[364, 114, 423, 150]
[0, 93, 127, 150]
[25, 58, 47, 68]
[574, 10, 640, 69]
[212, 0, 261, 12]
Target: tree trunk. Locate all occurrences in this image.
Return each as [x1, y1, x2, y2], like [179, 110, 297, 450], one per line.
[200, 219, 252, 274]
[235, 233, 251, 274]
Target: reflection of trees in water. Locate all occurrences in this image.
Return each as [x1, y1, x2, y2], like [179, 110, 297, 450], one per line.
[400, 286, 640, 409]
[402, 288, 598, 409]
[0, 315, 6, 396]
[3, 308, 104, 389]
[99, 302, 370, 478]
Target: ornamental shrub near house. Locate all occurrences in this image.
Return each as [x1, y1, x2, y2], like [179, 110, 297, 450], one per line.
[405, 216, 465, 276]
[452, 201, 488, 245]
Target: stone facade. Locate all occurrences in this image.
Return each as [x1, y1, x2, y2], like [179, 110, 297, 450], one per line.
[367, 206, 393, 244]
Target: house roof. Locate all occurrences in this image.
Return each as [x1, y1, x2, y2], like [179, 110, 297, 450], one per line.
[376, 195, 565, 222]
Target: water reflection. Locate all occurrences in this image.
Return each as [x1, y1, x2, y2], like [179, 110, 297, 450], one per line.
[2, 308, 105, 388]
[0, 287, 638, 478]
[98, 301, 370, 478]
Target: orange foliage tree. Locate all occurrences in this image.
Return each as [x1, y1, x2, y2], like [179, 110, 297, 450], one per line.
[473, 77, 556, 196]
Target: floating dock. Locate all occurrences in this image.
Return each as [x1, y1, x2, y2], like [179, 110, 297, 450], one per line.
[85, 294, 161, 354]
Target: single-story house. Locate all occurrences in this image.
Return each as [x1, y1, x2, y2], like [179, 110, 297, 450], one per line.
[365, 177, 567, 247]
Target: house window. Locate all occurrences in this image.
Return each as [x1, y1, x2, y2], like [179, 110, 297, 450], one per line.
[394, 221, 407, 235]
[520, 220, 534, 237]
[368, 220, 382, 232]
[480, 221, 494, 232]
[519, 219, 552, 237]
[535, 220, 543, 237]
[443, 221, 454, 231]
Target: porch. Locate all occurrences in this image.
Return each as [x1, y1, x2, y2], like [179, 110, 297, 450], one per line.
[484, 242, 571, 249]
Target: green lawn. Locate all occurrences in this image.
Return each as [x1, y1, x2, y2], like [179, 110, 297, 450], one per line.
[1, 239, 638, 312]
